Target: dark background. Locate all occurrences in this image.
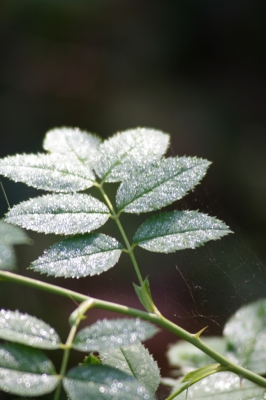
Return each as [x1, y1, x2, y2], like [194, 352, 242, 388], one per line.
[0, 1, 266, 398]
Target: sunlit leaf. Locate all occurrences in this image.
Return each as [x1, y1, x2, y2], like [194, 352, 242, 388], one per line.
[63, 364, 152, 400]
[100, 342, 160, 395]
[94, 127, 170, 182]
[73, 318, 159, 352]
[134, 211, 231, 253]
[43, 127, 101, 167]
[224, 299, 266, 375]
[117, 157, 210, 213]
[5, 194, 109, 235]
[0, 309, 61, 349]
[0, 221, 30, 270]
[170, 372, 264, 400]
[0, 153, 95, 192]
[31, 234, 122, 278]
[0, 343, 59, 397]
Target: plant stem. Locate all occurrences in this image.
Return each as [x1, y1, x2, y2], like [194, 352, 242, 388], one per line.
[1, 269, 266, 389]
[53, 323, 78, 400]
[54, 299, 94, 400]
[96, 183, 145, 287]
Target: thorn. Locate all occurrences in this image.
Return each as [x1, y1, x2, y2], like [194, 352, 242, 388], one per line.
[193, 326, 208, 339]
[239, 376, 243, 389]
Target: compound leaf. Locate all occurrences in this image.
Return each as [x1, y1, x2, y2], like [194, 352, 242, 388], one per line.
[224, 299, 266, 375]
[43, 127, 101, 167]
[116, 157, 210, 213]
[0, 342, 59, 397]
[63, 364, 152, 400]
[0, 309, 61, 349]
[5, 194, 109, 235]
[73, 318, 159, 352]
[0, 153, 95, 192]
[94, 127, 169, 182]
[0, 221, 30, 270]
[134, 211, 231, 253]
[31, 234, 123, 278]
[100, 341, 160, 395]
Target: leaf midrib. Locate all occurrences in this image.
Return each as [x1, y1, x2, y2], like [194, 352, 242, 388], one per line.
[135, 227, 228, 243]
[119, 159, 207, 210]
[1, 160, 94, 182]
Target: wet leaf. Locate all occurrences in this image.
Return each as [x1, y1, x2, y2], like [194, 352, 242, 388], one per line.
[100, 341, 160, 395]
[224, 299, 266, 375]
[117, 157, 210, 213]
[0, 343, 59, 397]
[94, 127, 169, 182]
[170, 372, 264, 399]
[0, 153, 95, 192]
[73, 318, 159, 352]
[43, 127, 101, 167]
[0, 309, 61, 349]
[63, 364, 152, 400]
[31, 234, 122, 278]
[0, 221, 30, 270]
[134, 211, 231, 253]
[5, 194, 109, 235]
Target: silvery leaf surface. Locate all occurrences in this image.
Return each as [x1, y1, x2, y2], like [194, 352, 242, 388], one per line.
[31, 234, 122, 278]
[73, 318, 159, 352]
[0, 309, 61, 349]
[100, 342, 160, 395]
[43, 127, 101, 167]
[223, 299, 266, 375]
[0, 153, 95, 192]
[171, 372, 264, 400]
[134, 211, 231, 253]
[0, 221, 30, 270]
[63, 364, 152, 400]
[5, 194, 109, 235]
[94, 127, 170, 182]
[0, 343, 59, 397]
[116, 157, 211, 213]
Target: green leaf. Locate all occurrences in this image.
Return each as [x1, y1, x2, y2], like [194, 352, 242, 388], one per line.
[134, 211, 231, 253]
[73, 318, 159, 352]
[5, 194, 109, 235]
[224, 299, 266, 375]
[100, 342, 160, 395]
[0, 221, 30, 270]
[170, 372, 264, 400]
[0, 309, 61, 349]
[94, 127, 170, 182]
[116, 157, 210, 213]
[63, 364, 152, 400]
[0, 342, 59, 397]
[0, 153, 95, 192]
[182, 363, 221, 385]
[31, 234, 123, 278]
[133, 277, 154, 313]
[43, 127, 101, 167]
[167, 337, 226, 373]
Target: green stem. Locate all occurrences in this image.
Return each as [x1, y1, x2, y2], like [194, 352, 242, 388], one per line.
[1, 270, 266, 389]
[54, 299, 94, 400]
[96, 183, 145, 287]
